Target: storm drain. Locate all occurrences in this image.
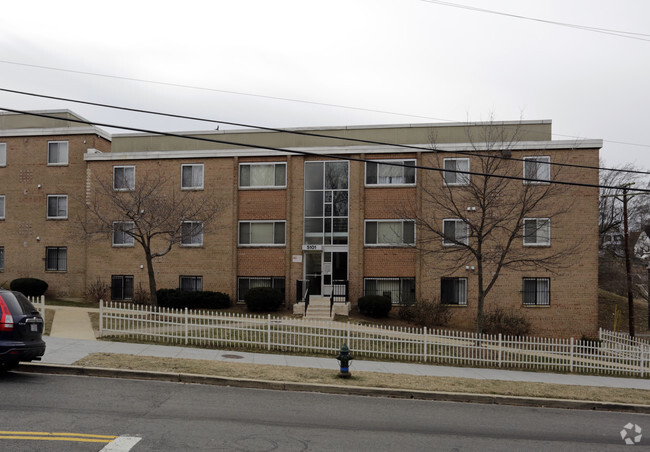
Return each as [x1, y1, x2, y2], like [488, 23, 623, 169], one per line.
[222, 354, 244, 359]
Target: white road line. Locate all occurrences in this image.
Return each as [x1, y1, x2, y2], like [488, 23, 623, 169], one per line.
[99, 435, 142, 451]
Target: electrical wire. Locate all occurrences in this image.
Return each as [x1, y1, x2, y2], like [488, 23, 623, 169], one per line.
[1, 87, 648, 177]
[2, 106, 649, 194]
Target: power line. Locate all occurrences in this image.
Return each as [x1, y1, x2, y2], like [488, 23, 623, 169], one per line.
[420, 0, 650, 42]
[2, 87, 648, 177]
[2, 106, 649, 194]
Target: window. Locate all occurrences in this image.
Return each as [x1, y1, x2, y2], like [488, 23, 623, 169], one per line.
[239, 221, 286, 246]
[304, 161, 349, 245]
[47, 141, 68, 165]
[441, 277, 467, 305]
[0, 247, 4, 271]
[237, 277, 286, 302]
[443, 158, 470, 186]
[364, 277, 415, 305]
[47, 195, 68, 219]
[113, 221, 135, 246]
[45, 247, 67, 271]
[181, 221, 203, 246]
[181, 164, 204, 190]
[523, 156, 550, 184]
[180, 276, 203, 291]
[366, 160, 416, 186]
[239, 163, 286, 188]
[523, 218, 550, 246]
[113, 166, 135, 191]
[0, 143, 6, 167]
[111, 275, 134, 301]
[443, 219, 469, 246]
[0, 195, 5, 220]
[365, 220, 415, 246]
[522, 278, 550, 306]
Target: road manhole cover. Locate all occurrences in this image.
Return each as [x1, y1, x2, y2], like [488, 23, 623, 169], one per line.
[222, 354, 244, 359]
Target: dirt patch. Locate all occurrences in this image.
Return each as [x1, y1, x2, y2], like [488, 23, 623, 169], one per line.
[74, 352, 650, 406]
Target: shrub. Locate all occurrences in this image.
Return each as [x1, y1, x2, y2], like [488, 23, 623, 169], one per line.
[357, 295, 392, 318]
[400, 298, 452, 328]
[10, 278, 48, 297]
[482, 307, 531, 337]
[244, 287, 283, 312]
[156, 289, 231, 309]
[86, 277, 110, 303]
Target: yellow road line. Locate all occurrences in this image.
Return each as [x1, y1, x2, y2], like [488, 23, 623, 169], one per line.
[0, 431, 117, 443]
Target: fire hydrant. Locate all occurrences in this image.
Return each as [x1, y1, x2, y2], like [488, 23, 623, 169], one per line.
[336, 344, 354, 378]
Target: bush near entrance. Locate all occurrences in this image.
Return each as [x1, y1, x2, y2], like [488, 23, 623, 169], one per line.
[10, 278, 48, 297]
[244, 287, 283, 312]
[156, 289, 231, 309]
[358, 295, 392, 318]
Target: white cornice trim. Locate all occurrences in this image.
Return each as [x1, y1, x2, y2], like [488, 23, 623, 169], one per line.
[0, 126, 112, 141]
[84, 139, 602, 161]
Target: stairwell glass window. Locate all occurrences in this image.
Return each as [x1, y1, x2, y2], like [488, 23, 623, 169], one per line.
[45, 247, 67, 271]
[114, 166, 135, 191]
[523, 156, 551, 184]
[113, 221, 135, 247]
[523, 218, 550, 246]
[443, 219, 469, 246]
[239, 163, 286, 189]
[522, 277, 550, 306]
[239, 221, 286, 246]
[365, 220, 415, 246]
[181, 164, 204, 190]
[365, 160, 416, 186]
[47, 141, 68, 166]
[441, 277, 467, 305]
[0, 143, 6, 167]
[181, 221, 203, 247]
[47, 195, 68, 220]
[443, 158, 470, 186]
[180, 276, 203, 292]
[111, 275, 134, 301]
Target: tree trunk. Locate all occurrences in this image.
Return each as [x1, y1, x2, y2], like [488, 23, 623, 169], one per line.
[145, 249, 158, 307]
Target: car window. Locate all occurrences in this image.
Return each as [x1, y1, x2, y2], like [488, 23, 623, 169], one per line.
[0, 291, 38, 316]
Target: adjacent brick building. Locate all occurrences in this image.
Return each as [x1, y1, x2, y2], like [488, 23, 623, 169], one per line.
[0, 110, 601, 337]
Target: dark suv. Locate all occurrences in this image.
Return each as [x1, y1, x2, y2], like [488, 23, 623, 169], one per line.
[0, 289, 45, 372]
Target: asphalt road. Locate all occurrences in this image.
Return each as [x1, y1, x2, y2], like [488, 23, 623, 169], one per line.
[0, 372, 648, 451]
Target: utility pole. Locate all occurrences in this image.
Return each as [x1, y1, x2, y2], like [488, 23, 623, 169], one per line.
[622, 187, 636, 337]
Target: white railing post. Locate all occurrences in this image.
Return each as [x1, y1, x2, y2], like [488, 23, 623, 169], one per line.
[570, 337, 574, 373]
[641, 343, 645, 378]
[99, 299, 104, 337]
[184, 307, 189, 345]
[267, 314, 272, 351]
[423, 326, 428, 362]
[498, 333, 502, 368]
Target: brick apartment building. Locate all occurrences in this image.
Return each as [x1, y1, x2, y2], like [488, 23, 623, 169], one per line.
[0, 110, 601, 337]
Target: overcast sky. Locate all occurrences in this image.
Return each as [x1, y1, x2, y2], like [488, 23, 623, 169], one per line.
[1, 0, 649, 170]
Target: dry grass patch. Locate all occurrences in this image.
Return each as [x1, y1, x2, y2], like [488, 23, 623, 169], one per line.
[75, 352, 650, 406]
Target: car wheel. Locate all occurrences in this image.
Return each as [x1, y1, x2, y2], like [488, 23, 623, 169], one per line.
[0, 361, 18, 373]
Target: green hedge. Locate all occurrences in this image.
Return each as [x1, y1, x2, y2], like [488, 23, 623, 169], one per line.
[244, 287, 283, 312]
[10, 278, 48, 297]
[156, 289, 231, 310]
[357, 295, 392, 318]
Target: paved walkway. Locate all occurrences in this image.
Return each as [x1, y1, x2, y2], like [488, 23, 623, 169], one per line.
[43, 307, 650, 391]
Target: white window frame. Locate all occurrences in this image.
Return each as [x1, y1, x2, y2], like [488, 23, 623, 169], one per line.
[0, 143, 6, 167]
[180, 275, 203, 291]
[443, 158, 470, 186]
[522, 277, 551, 306]
[112, 221, 135, 247]
[365, 159, 416, 187]
[441, 277, 468, 306]
[46, 195, 68, 220]
[239, 162, 287, 189]
[523, 218, 551, 246]
[0, 195, 5, 220]
[238, 221, 286, 246]
[45, 246, 67, 272]
[113, 165, 136, 191]
[523, 156, 551, 185]
[181, 221, 204, 247]
[181, 164, 204, 190]
[364, 220, 415, 246]
[47, 141, 68, 166]
[443, 219, 469, 246]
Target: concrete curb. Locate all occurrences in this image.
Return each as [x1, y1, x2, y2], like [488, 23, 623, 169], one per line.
[17, 362, 650, 414]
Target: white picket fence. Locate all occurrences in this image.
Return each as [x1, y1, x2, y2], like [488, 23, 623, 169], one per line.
[30, 295, 45, 323]
[99, 301, 650, 377]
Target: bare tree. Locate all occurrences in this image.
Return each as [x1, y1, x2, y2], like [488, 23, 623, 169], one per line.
[77, 168, 223, 307]
[411, 122, 580, 334]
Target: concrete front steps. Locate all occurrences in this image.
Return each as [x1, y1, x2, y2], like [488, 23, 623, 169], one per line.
[294, 296, 351, 320]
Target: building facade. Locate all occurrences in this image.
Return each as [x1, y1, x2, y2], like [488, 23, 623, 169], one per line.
[0, 110, 601, 337]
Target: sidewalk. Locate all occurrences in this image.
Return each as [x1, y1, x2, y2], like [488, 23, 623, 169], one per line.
[42, 307, 650, 391]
